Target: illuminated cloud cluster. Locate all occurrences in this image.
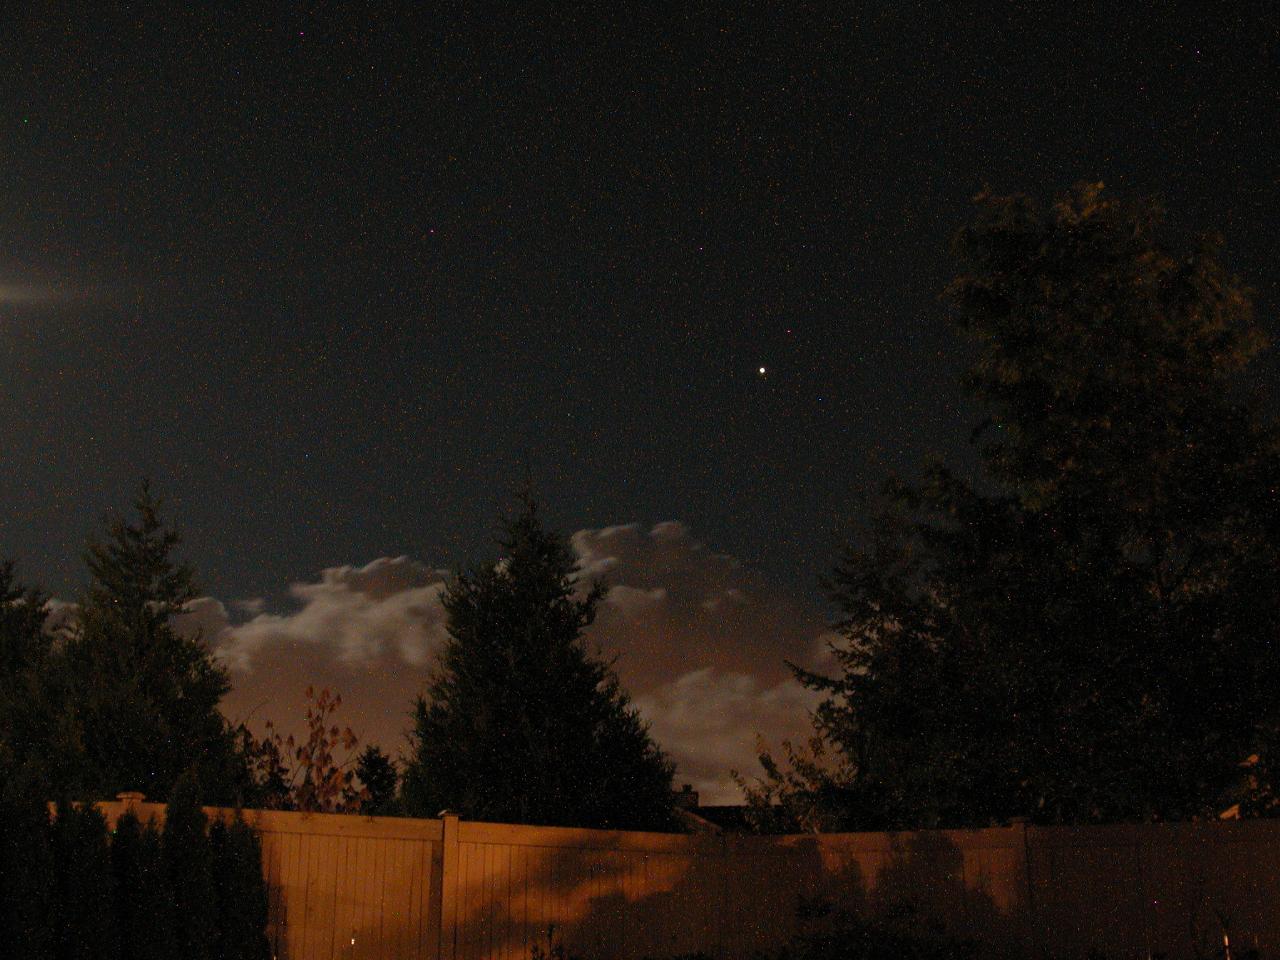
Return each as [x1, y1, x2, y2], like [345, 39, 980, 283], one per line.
[207, 525, 835, 803]
[41, 598, 79, 637]
[635, 668, 823, 800]
[214, 556, 450, 671]
[571, 522, 835, 800]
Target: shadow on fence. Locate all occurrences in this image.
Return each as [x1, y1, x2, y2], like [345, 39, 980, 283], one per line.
[84, 799, 1280, 960]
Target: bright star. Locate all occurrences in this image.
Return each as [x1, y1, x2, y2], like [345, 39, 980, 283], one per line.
[758, 366, 767, 375]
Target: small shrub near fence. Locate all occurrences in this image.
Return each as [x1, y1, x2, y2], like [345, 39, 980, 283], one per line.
[0, 773, 269, 960]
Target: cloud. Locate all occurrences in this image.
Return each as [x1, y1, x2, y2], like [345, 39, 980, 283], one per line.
[215, 556, 449, 671]
[602, 585, 668, 617]
[208, 527, 835, 804]
[636, 669, 824, 800]
[576, 521, 828, 689]
[172, 596, 233, 642]
[572, 522, 836, 801]
[233, 597, 266, 617]
[42, 598, 79, 637]
[211, 557, 451, 754]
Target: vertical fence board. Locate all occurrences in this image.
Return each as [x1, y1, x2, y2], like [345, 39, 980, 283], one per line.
[428, 834, 444, 960]
[337, 835, 355, 958]
[297, 828, 314, 960]
[413, 836, 425, 960]
[369, 835, 384, 958]
[398, 837, 414, 959]
[351, 837, 368, 958]
[392, 838, 409, 960]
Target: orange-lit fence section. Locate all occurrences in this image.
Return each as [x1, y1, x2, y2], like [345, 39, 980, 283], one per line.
[96, 800, 445, 960]
[93, 798, 1280, 960]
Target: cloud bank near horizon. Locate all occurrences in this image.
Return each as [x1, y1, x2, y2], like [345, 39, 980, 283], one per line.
[191, 522, 833, 803]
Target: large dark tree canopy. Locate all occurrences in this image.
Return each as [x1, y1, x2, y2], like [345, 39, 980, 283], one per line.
[402, 494, 675, 830]
[55, 485, 243, 802]
[0, 562, 54, 776]
[0, 562, 51, 687]
[951, 184, 1271, 529]
[771, 184, 1280, 829]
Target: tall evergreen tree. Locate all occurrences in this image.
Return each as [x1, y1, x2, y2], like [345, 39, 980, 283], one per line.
[0, 560, 51, 686]
[401, 493, 675, 830]
[355, 744, 400, 815]
[0, 562, 56, 778]
[59, 483, 242, 801]
[762, 184, 1280, 828]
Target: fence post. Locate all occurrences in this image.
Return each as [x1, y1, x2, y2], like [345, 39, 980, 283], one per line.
[718, 833, 730, 960]
[1011, 818, 1042, 957]
[439, 815, 461, 960]
[116, 790, 146, 809]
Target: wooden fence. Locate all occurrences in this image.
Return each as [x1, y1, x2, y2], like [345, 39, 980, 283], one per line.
[94, 797, 1280, 960]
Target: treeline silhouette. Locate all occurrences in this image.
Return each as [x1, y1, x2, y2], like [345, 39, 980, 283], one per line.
[0, 482, 675, 831]
[4, 183, 1280, 845]
[0, 772, 268, 960]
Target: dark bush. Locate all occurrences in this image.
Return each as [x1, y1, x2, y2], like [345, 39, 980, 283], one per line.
[2, 771, 266, 955]
[0, 773, 55, 959]
[163, 771, 217, 960]
[210, 816, 271, 960]
[111, 811, 175, 960]
[767, 906, 983, 960]
[50, 801, 119, 960]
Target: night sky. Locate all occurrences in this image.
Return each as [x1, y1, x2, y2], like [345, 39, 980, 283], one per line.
[3, 7, 1277, 799]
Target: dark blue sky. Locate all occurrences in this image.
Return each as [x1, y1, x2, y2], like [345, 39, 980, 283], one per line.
[2, 4, 1276, 606]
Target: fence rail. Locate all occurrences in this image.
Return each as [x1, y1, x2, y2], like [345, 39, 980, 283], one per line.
[91, 797, 1280, 960]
